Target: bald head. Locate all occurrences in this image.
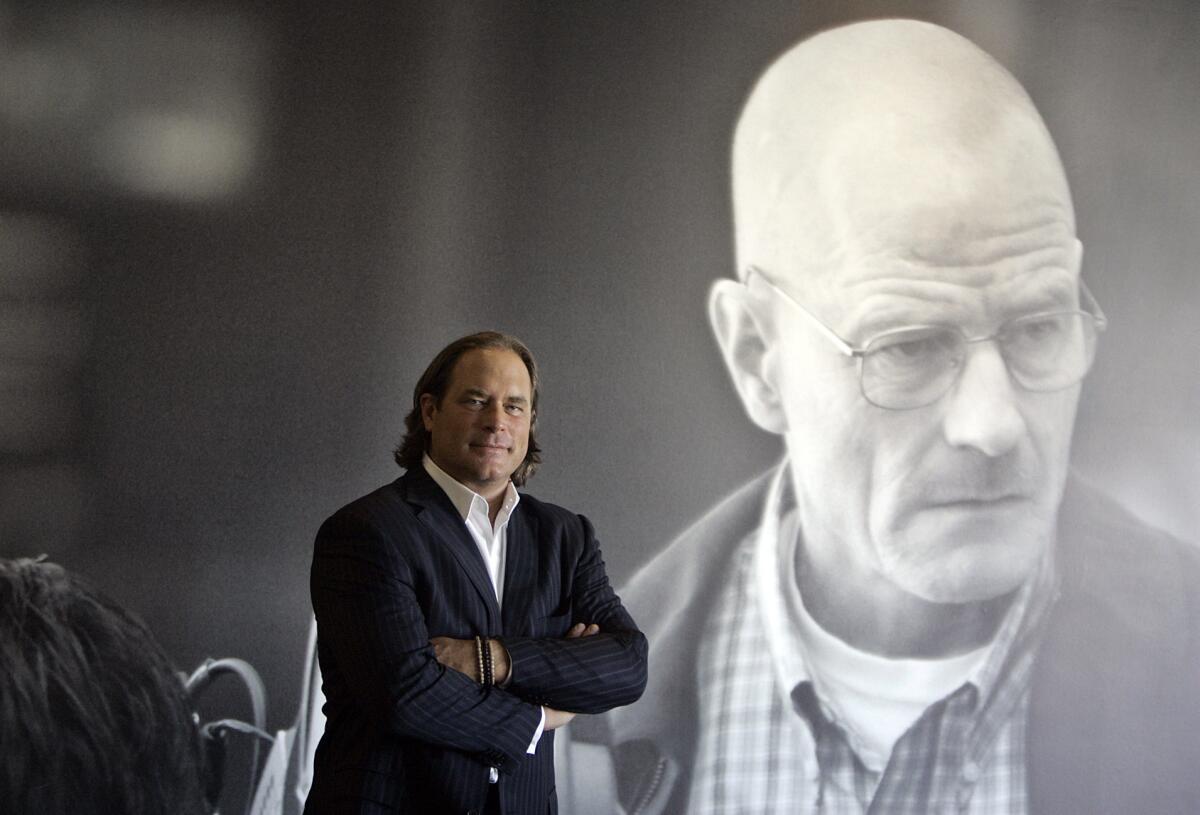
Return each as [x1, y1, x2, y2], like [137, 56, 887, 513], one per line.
[732, 19, 1074, 284]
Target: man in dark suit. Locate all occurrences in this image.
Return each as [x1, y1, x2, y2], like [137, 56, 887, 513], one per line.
[305, 331, 647, 814]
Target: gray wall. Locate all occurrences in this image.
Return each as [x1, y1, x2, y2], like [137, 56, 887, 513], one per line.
[1, 0, 1196, 767]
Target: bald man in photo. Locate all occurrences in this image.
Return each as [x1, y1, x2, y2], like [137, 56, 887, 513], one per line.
[567, 19, 1200, 815]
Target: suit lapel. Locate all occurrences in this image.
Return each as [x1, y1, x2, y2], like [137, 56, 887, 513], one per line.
[400, 468, 501, 630]
[501, 504, 539, 636]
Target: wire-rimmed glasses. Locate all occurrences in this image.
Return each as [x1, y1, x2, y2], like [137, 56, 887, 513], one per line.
[746, 265, 1108, 410]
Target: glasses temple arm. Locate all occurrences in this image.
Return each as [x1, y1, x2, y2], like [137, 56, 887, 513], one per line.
[744, 265, 861, 357]
[1079, 279, 1108, 331]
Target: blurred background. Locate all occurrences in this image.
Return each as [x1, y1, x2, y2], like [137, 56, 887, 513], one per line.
[1, 0, 1197, 801]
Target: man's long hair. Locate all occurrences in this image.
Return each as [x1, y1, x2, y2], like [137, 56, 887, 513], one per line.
[394, 331, 543, 486]
[0, 557, 207, 815]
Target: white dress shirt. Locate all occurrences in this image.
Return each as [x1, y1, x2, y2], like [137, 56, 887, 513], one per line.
[422, 455, 546, 767]
[423, 454, 520, 608]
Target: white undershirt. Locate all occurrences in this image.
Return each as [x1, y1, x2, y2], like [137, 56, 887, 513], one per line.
[422, 455, 545, 764]
[793, 583, 989, 772]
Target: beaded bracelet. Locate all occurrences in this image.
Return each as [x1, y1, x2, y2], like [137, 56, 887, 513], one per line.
[482, 636, 494, 687]
[474, 635, 486, 686]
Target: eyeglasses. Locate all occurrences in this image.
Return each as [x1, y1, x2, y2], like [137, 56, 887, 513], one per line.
[746, 265, 1108, 410]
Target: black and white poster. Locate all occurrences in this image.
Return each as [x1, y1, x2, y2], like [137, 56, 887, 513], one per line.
[2, 2, 1196, 813]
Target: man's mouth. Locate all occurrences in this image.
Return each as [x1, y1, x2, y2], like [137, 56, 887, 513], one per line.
[471, 442, 509, 452]
[924, 493, 1029, 509]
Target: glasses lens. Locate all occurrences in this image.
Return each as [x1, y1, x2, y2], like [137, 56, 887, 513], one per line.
[1002, 312, 1097, 391]
[861, 326, 964, 409]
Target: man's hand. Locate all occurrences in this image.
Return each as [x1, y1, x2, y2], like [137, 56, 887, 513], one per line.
[543, 707, 577, 730]
[430, 623, 600, 685]
[429, 636, 479, 681]
[566, 622, 600, 638]
[427, 636, 514, 685]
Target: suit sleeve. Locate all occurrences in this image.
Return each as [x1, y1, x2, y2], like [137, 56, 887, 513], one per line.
[502, 514, 648, 714]
[310, 509, 541, 772]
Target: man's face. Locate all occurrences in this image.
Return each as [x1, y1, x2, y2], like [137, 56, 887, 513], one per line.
[762, 189, 1082, 605]
[421, 348, 532, 495]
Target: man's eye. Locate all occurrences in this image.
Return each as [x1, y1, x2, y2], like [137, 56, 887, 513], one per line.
[872, 330, 957, 363]
[505, 405, 524, 415]
[1011, 316, 1065, 344]
[883, 339, 933, 359]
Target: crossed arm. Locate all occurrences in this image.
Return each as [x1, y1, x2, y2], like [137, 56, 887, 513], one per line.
[429, 622, 601, 730]
[311, 508, 647, 771]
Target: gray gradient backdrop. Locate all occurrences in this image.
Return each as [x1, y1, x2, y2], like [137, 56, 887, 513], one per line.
[1, 0, 1196, 796]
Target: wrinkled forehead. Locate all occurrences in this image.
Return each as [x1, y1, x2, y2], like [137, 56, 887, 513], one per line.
[733, 20, 1076, 287]
[826, 141, 1075, 274]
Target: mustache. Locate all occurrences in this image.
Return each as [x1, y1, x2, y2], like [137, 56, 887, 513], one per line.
[902, 454, 1040, 505]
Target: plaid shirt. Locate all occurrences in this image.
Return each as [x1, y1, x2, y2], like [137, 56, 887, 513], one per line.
[688, 464, 1058, 814]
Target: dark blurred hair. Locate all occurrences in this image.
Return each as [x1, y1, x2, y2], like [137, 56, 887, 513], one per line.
[394, 331, 542, 486]
[0, 557, 207, 815]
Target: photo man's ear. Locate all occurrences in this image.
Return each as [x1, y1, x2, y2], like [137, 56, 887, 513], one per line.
[708, 278, 788, 434]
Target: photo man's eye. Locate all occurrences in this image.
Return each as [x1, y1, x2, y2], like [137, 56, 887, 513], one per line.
[1014, 316, 1065, 343]
[886, 338, 935, 359]
[873, 329, 958, 365]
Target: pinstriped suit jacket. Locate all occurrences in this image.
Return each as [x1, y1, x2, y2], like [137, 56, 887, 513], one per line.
[304, 466, 647, 814]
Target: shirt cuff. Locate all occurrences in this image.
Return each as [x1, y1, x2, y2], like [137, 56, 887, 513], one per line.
[526, 706, 546, 754]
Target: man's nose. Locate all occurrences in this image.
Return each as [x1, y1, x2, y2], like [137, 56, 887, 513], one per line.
[481, 402, 508, 431]
[941, 343, 1026, 457]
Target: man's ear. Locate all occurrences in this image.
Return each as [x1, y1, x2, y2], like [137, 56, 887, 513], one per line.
[708, 279, 787, 434]
[419, 393, 437, 432]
